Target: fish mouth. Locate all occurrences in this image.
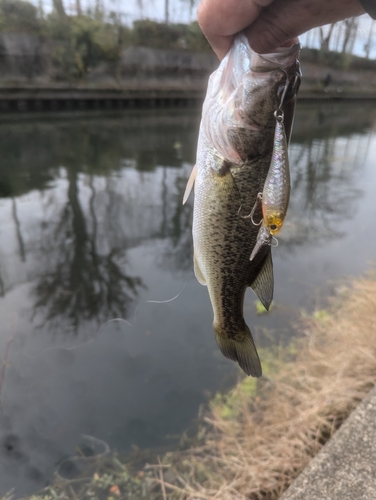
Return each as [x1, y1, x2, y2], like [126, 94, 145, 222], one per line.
[200, 34, 301, 164]
[250, 43, 301, 73]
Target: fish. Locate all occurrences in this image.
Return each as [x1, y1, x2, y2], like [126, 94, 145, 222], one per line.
[183, 34, 301, 377]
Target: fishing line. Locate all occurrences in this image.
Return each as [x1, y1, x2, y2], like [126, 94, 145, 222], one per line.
[25, 283, 187, 358]
[146, 281, 186, 304]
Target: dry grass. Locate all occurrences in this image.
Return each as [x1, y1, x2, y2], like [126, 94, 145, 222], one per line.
[155, 274, 376, 499]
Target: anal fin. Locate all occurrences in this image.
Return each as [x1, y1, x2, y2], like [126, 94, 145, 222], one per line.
[250, 251, 274, 310]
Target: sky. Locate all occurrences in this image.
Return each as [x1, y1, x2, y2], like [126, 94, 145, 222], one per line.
[31, 0, 376, 59]
[33, 0, 198, 23]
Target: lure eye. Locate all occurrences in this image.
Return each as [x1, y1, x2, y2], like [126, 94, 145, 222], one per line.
[270, 224, 278, 231]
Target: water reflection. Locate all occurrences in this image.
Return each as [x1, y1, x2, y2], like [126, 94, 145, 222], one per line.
[0, 103, 375, 495]
[284, 133, 364, 248]
[33, 168, 144, 332]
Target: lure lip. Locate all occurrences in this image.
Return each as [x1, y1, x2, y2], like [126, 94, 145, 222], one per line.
[249, 225, 272, 261]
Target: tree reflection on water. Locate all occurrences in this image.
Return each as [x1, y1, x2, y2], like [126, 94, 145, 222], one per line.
[32, 167, 144, 332]
[280, 103, 374, 250]
[0, 110, 199, 334]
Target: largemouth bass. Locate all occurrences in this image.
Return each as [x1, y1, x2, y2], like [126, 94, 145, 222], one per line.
[183, 34, 301, 377]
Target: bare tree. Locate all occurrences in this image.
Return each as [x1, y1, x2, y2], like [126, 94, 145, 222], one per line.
[332, 23, 342, 52]
[53, 0, 66, 17]
[184, 0, 198, 21]
[319, 23, 336, 51]
[164, 0, 198, 25]
[37, 0, 44, 18]
[341, 17, 359, 54]
[165, 0, 169, 23]
[136, 0, 144, 18]
[348, 17, 359, 54]
[364, 20, 374, 58]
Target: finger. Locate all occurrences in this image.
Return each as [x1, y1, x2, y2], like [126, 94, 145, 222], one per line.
[197, 0, 274, 59]
[246, 0, 365, 54]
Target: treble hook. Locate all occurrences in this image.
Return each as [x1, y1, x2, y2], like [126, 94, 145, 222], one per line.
[278, 72, 290, 110]
[291, 72, 301, 94]
[238, 193, 263, 225]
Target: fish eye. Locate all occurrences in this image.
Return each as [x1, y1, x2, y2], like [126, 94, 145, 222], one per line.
[278, 80, 296, 102]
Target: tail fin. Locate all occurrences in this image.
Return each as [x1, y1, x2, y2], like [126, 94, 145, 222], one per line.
[214, 327, 262, 378]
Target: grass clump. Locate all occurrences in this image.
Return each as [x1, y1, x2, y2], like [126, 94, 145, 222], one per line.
[16, 453, 158, 500]
[254, 299, 273, 315]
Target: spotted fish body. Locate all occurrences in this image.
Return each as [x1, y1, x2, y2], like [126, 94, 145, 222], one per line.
[183, 35, 301, 377]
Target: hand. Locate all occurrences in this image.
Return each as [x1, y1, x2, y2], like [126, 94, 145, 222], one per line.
[198, 0, 366, 58]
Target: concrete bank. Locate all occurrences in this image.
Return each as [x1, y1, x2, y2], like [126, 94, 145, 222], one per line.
[0, 87, 206, 113]
[0, 87, 375, 113]
[281, 385, 376, 500]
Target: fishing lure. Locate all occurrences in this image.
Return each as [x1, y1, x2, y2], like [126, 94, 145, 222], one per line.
[249, 81, 291, 261]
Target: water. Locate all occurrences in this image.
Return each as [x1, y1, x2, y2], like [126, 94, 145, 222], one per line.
[0, 102, 375, 495]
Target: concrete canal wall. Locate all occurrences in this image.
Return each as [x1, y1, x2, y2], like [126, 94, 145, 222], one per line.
[281, 386, 376, 500]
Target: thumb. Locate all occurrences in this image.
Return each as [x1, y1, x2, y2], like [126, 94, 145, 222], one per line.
[246, 0, 365, 54]
[245, 2, 300, 53]
[197, 0, 275, 59]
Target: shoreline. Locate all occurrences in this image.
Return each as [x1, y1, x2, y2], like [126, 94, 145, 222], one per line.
[0, 87, 375, 114]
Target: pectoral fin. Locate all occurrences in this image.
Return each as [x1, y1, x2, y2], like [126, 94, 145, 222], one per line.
[250, 251, 274, 310]
[182, 164, 197, 205]
[194, 253, 206, 285]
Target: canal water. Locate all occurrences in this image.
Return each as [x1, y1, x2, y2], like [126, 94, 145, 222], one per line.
[0, 102, 375, 495]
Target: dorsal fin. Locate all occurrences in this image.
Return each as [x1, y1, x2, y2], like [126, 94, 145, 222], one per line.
[250, 251, 274, 310]
[182, 164, 197, 205]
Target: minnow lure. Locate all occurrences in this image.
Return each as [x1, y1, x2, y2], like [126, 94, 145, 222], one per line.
[249, 87, 291, 261]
